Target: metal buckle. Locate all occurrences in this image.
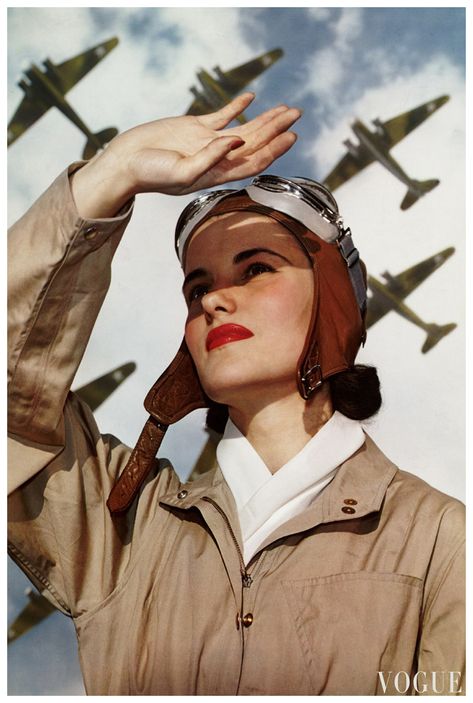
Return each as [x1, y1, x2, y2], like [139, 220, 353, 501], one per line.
[300, 363, 322, 399]
[337, 227, 359, 268]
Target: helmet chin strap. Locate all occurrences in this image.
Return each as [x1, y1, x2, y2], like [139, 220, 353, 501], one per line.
[107, 341, 207, 514]
[106, 333, 324, 514]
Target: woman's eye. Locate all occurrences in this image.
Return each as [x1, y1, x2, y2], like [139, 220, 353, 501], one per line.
[188, 284, 208, 303]
[244, 262, 275, 279]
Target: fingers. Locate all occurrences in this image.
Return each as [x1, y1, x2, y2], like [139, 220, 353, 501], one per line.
[240, 107, 302, 151]
[176, 135, 246, 188]
[217, 132, 299, 183]
[234, 104, 289, 136]
[199, 92, 256, 130]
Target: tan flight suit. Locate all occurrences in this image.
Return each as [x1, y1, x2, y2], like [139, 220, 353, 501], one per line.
[8, 168, 465, 695]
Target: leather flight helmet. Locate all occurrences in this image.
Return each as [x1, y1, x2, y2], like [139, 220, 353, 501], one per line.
[107, 176, 367, 515]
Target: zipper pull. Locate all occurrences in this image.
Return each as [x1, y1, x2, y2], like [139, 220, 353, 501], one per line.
[242, 573, 253, 588]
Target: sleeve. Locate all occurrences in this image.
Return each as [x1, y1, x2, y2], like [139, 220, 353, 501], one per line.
[8, 162, 133, 476]
[415, 502, 465, 695]
[7, 165, 173, 618]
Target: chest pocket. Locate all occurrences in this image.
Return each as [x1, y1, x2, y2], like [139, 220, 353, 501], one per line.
[281, 571, 423, 695]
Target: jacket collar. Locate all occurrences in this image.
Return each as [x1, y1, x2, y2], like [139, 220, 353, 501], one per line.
[159, 434, 398, 546]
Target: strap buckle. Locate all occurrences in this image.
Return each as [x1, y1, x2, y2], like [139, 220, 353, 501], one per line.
[300, 363, 322, 399]
[337, 227, 359, 268]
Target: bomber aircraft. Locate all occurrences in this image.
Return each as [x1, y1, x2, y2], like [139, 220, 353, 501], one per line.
[8, 361, 136, 644]
[323, 95, 450, 210]
[186, 48, 283, 123]
[8, 37, 119, 159]
[366, 247, 456, 353]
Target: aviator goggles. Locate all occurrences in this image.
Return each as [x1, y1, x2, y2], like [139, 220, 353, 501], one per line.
[175, 175, 367, 317]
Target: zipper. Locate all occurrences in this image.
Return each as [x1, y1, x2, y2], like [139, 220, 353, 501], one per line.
[202, 495, 260, 694]
[202, 496, 253, 588]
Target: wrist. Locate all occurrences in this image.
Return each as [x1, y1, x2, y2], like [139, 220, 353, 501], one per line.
[70, 148, 135, 219]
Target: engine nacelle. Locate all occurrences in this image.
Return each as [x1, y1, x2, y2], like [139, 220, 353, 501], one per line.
[213, 66, 226, 81]
[18, 78, 31, 94]
[372, 118, 387, 138]
[343, 138, 359, 158]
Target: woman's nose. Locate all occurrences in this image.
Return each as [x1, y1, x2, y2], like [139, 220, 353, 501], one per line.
[201, 286, 237, 317]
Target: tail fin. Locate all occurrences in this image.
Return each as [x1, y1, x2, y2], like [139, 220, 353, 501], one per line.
[422, 322, 457, 353]
[400, 179, 439, 210]
[82, 127, 118, 160]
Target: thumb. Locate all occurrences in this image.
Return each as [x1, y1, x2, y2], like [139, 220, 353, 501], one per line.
[181, 136, 245, 186]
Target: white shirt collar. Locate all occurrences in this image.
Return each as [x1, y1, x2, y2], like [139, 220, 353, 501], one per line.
[217, 411, 365, 563]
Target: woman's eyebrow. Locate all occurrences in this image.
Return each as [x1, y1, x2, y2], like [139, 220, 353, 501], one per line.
[183, 248, 291, 290]
[233, 248, 292, 265]
[182, 267, 208, 291]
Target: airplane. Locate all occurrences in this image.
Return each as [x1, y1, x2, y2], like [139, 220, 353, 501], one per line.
[366, 247, 457, 353]
[322, 95, 450, 210]
[186, 48, 283, 124]
[8, 361, 136, 644]
[8, 37, 119, 159]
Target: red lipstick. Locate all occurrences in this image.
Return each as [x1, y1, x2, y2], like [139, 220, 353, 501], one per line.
[206, 324, 254, 351]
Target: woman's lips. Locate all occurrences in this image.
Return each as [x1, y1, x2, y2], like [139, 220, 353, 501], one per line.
[206, 324, 254, 351]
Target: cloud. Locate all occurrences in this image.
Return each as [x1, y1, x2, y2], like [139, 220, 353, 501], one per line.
[306, 8, 332, 23]
[332, 7, 364, 46]
[300, 8, 364, 104]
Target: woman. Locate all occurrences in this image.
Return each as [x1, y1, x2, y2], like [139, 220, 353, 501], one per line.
[8, 94, 464, 695]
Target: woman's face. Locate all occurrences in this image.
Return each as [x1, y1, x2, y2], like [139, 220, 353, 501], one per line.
[183, 212, 314, 406]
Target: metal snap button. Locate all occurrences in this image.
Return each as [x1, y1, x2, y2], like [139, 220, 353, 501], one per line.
[241, 613, 254, 628]
[83, 225, 97, 240]
[344, 498, 358, 505]
[341, 506, 356, 514]
[177, 489, 188, 499]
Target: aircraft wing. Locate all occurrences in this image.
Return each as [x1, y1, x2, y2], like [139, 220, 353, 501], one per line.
[378, 95, 449, 150]
[44, 37, 119, 95]
[218, 48, 283, 93]
[75, 361, 136, 411]
[8, 589, 56, 644]
[366, 247, 455, 327]
[365, 283, 390, 328]
[8, 96, 50, 145]
[322, 94, 449, 192]
[323, 149, 373, 191]
[186, 95, 214, 117]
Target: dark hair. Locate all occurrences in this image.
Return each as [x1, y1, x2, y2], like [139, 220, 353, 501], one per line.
[205, 364, 381, 434]
[329, 364, 382, 421]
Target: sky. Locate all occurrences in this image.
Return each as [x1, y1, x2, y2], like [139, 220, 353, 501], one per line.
[6, 5, 467, 696]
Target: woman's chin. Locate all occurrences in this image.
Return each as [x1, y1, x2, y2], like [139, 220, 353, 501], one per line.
[200, 372, 297, 408]
[200, 376, 250, 406]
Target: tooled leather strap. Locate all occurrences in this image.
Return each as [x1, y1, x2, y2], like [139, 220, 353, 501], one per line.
[107, 340, 207, 514]
[107, 416, 167, 514]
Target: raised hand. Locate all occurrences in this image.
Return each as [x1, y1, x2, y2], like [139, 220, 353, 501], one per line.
[72, 94, 301, 218]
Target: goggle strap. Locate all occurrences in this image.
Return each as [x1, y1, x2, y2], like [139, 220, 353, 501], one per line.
[337, 228, 367, 315]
